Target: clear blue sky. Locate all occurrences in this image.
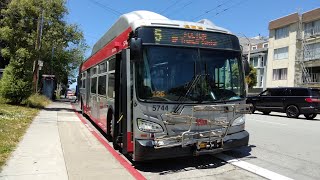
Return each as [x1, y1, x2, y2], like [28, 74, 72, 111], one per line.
[66, 0, 319, 54]
[66, 0, 319, 89]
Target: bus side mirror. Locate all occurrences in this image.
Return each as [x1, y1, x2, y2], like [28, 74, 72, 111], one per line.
[244, 59, 250, 76]
[130, 38, 142, 60]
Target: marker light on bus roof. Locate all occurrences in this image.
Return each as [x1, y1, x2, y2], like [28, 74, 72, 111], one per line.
[184, 25, 204, 30]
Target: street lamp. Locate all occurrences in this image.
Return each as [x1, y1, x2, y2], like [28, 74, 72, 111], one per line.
[239, 33, 251, 64]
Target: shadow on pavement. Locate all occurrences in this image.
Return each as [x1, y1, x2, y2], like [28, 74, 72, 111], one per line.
[253, 112, 320, 121]
[134, 155, 228, 174]
[223, 144, 257, 160]
[43, 107, 76, 112]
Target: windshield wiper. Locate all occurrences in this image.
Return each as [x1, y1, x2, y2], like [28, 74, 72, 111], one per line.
[172, 74, 202, 113]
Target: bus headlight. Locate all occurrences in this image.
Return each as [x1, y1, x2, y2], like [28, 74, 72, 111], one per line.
[137, 119, 164, 133]
[232, 116, 245, 126]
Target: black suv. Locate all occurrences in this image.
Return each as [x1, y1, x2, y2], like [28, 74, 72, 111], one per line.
[247, 87, 320, 120]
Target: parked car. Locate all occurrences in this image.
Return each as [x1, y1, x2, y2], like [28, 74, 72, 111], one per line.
[246, 87, 320, 120]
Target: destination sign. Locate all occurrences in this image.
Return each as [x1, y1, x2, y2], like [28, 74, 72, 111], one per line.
[138, 27, 240, 50]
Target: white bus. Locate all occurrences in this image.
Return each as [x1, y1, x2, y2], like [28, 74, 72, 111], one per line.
[78, 10, 250, 161]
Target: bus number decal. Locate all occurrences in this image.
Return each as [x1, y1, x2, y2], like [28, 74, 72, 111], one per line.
[152, 105, 168, 111]
[154, 29, 162, 43]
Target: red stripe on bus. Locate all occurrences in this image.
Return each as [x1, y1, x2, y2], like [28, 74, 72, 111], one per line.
[87, 113, 107, 131]
[81, 27, 132, 71]
[71, 104, 146, 180]
[127, 132, 134, 153]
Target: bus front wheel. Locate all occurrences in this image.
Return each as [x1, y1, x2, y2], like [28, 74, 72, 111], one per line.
[106, 111, 113, 140]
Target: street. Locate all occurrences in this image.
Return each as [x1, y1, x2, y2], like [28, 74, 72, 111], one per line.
[2, 101, 320, 180]
[229, 112, 320, 180]
[86, 108, 320, 180]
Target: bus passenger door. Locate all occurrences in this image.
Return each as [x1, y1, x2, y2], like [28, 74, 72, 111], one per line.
[115, 49, 132, 155]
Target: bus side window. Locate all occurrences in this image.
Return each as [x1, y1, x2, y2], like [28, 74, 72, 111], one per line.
[109, 59, 115, 71]
[91, 77, 97, 93]
[82, 79, 86, 88]
[108, 73, 115, 98]
[98, 75, 107, 95]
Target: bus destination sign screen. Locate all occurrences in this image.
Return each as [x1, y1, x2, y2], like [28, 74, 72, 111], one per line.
[139, 27, 240, 50]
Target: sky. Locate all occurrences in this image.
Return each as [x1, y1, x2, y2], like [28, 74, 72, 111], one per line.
[66, 0, 319, 89]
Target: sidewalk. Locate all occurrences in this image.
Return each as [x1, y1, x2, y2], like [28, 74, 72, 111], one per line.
[0, 101, 134, 180]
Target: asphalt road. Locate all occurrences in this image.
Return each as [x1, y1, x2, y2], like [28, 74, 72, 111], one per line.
[77, 99, 320, 180]
[135, 112, 320, 180]
[225, 111, 320, 180]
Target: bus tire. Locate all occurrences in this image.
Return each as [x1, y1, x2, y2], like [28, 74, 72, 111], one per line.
[106, 110, 113, 141]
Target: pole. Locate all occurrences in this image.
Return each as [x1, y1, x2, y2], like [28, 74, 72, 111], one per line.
[33, 8, 44, 93]
[240, 34, 251, 94]
[51, 46, 54, 75]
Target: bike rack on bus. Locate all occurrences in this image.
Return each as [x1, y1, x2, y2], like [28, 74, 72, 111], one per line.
[154, 104, 251, 154]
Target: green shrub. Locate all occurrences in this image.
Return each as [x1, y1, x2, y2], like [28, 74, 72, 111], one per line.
[0, 97, 8, 104]
[0, 59, 33, 104]
[21, 94, 51, 108]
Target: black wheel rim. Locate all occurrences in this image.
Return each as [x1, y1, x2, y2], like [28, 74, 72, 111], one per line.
[287, 106, 298, 117]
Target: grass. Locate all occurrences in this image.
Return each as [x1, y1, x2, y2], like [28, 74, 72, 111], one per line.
[21, 94, 51, 108]
[0, 103, 39, 168]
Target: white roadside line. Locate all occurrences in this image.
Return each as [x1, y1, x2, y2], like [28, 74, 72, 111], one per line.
[215, 154, 294, 180]
[251, 119, 287, 126]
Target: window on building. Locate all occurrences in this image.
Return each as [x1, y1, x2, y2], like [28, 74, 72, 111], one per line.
[260, 57, 264, 67]
[304, 20, 320, 38]
[274, 47, 288, 60]
[252, 45, 257, 50]
[304, 43, 320, 61]
[98, 75, 107, 95]
[275, 26, 289, 39]
[260, 75, 263, 87]
[273, 68, 287, 80]
[263, 43, 268, 48]
[250, 57, 259, 67]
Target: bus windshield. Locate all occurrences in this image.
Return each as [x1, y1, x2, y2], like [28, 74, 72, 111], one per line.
[135, 46, 245, 103]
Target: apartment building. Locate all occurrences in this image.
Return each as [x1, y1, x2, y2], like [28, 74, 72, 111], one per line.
[239, 36, 268, 93]
[267, 8, 320, 87]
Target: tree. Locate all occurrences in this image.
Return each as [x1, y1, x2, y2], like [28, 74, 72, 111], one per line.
[0, 0, 86, 103]
[0, 0, 12, 69]
[245, 65, 257, 89]
[231, 63, 257, 90]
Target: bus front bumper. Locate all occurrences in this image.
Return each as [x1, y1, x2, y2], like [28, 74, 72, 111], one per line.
[134, 130, 249, 161]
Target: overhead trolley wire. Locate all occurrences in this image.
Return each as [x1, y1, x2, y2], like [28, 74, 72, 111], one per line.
[166, 0, 193, 17]
[209, 0, 250, 18]
[160, 0, 181, 14]
[87, 0, 122, 16]
[191, 0, 233, 21]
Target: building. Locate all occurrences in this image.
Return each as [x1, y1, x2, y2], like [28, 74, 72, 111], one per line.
[267, 8, 320, 88]
[239, 36, 268, 94]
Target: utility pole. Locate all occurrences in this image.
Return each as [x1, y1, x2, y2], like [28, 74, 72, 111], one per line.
[33, 7, 44, 93]
[239, 33, 251, 94]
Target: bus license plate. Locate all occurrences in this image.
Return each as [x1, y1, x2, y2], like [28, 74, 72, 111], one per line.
[199, 142, 207, 149]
